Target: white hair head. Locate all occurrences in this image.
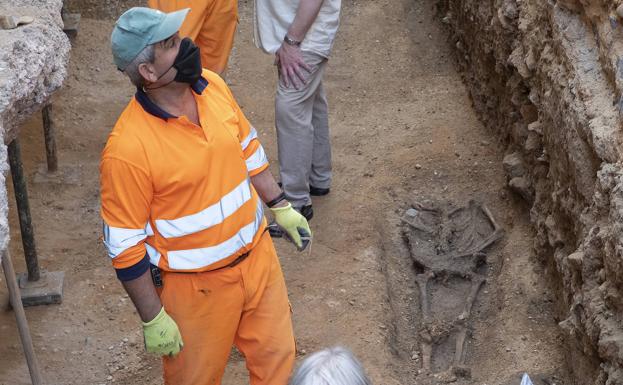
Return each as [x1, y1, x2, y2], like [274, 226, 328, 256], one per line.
[123, 43, 155, 88]
[290, 346, 372, 385]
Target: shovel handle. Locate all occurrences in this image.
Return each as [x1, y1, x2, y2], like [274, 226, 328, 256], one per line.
[1, 250, 43, 385]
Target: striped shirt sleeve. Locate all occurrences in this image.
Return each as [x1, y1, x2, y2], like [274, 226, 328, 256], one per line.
[100, 157, 153, 281]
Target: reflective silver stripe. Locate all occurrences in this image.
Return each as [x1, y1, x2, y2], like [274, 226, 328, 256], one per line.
[155, 179, 252, 238]
[145, 243, 161, 266]
[240, 126, 258, 151]
[146, 222, 154, 237]
[103, 224, 148, 259]
[166, 199, 264, 270]
[245, 145, 268, 172]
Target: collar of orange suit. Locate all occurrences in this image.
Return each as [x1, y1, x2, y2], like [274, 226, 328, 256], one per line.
[135, 75, 210, 120]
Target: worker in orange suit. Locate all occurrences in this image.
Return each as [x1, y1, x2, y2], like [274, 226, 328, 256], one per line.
[102, 7, 311, 385]
[148, 0, 237, 75]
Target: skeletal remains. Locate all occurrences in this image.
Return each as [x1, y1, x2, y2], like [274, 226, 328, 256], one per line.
[402, 200, 503, 381]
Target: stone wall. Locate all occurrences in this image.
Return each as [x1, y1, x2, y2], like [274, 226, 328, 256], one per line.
[0, 0, 70, 251]
[438, 0, 623, 383]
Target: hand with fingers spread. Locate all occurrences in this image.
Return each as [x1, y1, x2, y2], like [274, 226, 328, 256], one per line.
[275, 41, 311, 89]
[270, 202, 312, 251]
[143, 307, 184, 357]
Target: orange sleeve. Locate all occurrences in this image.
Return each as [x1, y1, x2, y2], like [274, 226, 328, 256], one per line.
[100, 157, 153, 272]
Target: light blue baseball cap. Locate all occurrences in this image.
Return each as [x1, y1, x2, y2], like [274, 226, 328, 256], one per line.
[111, 7, 190, 71]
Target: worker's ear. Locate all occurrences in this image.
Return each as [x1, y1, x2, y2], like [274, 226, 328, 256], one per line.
[138, 62, 158, 84]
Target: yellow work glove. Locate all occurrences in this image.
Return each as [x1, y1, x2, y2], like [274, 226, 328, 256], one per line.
[270, 202, 312, 251]
[142, 307, 184, 357]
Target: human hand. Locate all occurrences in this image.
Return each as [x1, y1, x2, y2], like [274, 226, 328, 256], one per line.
[275, 43, 311, 89]
[142, 307, 184, 357]
[269, 202, 312, 251]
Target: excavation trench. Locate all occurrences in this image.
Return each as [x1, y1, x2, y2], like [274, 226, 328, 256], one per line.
[0, 0, 609, 384]
[381, 0, 623, 384]
[372, 0, 623, 382]
[433, 0, 623, 384]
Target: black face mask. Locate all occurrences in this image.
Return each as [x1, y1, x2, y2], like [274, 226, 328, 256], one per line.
[172, 37, 202, 84]
[148, 37, 202, 89]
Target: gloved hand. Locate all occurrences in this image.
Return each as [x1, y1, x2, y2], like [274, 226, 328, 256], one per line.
[269, 202, 312, 251]
[142, 307, 184, 357]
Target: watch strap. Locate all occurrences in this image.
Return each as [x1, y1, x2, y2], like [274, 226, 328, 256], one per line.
[266, 192, 287, 208]
[284, 34, 301, 46]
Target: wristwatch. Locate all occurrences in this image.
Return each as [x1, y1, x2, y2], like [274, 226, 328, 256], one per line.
[283, 34, 301, 46]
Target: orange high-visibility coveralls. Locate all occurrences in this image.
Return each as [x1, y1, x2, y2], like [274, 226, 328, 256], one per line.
[160, 231, 294, 384]
[100, 70, 294, 385]
[148, 0, 238, 74]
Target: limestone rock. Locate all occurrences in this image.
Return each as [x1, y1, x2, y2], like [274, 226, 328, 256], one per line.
[503, 152, 526, 179]
[508, 177, 533, 203]
[524, 131, 541, 152]
[520, 103, 539, 124]
[0, 0, 70, 252]
[507, 46, 531, 79]
[0, 1, 70, 143]
[527, 121, 543, 134]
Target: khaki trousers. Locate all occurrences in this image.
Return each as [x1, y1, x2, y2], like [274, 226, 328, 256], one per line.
[276, 51, 332, 208]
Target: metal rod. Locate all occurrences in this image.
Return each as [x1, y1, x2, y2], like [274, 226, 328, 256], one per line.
[1, 250, 43, 385]
[8, 139, 40, 281]
[42, 104, 58, 173]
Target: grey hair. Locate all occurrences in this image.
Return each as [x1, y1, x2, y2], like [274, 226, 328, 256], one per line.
[289, 347, 372, 385]
[123, 44, 156, 87]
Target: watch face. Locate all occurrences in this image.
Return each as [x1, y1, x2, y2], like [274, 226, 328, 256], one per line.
[284, 35, 301, 46]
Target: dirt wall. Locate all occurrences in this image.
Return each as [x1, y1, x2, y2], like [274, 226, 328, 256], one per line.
[438, 0, 623, 383]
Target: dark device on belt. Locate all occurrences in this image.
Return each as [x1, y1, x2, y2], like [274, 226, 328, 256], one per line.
[150, 264, 163, 287]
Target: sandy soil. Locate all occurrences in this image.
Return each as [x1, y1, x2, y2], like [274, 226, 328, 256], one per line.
[0, 0, 572, 384]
